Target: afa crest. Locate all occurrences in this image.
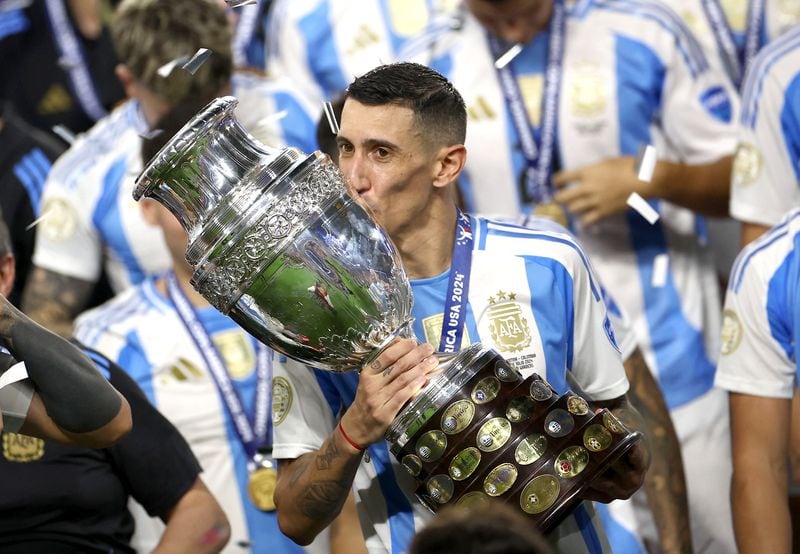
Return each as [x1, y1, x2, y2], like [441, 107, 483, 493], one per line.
[3, 433, 45, 462]
[487, 291, 532, 353]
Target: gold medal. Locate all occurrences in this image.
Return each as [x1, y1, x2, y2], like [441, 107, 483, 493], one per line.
[533, 201, 568, 228]
[248, 466, 278, 511]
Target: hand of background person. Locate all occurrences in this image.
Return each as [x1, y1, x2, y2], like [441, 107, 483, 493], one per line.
[340, 339, 439, 447]
[553, 156, 642, 226]
[581, 436, 650, 503]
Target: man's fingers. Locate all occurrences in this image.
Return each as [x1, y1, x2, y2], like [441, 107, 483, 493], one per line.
[364, 338, 420, 375]
[553, 168, 581, 187]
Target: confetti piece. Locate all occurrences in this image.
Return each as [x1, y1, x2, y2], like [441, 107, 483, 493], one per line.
[652, 253, 669, 287]
[225, 0, 258, 7]
[0, 362, 28, 390]
[635, 143, 657, 183]
[57, 55, 77, 70]
[25, 209, 53, 231]
[157, 56, 189, 78]
[626, 192, 659, 224]
[182, 48, 212, 75]
[323, 101, 340, 135]
[139, 128, 164, 140]
[52, 125, 76, 145]
[494, 43, 523, 69]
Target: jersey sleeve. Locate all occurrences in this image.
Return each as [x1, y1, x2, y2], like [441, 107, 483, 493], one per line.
[31, 145, 104, 282]
[715, 254, 796, 398]
[730, 70, 800, 226]
[97, 351, 202, 518]
[659, 32, 740, 164]
[271, 357, 337, 460]
[563, 245, 630, 402]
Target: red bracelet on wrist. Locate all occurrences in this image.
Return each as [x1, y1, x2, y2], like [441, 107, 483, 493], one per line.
[338, 420, 365, 452]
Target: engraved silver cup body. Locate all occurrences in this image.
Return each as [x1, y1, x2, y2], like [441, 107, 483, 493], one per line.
[134, 96, 413, 372]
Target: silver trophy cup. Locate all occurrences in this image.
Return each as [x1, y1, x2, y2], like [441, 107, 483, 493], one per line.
[135, 97, 641, 531]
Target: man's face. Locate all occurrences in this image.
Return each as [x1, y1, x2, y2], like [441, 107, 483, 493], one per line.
[337, 99, 437, 238]
[141, 200, 189, 270]
[465, 0, 553, 44]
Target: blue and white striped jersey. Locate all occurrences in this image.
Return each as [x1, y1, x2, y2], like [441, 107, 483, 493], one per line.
[401, 0, 736, 410]
[273, 216, 628, 554]
[716, 207, 800, 397]
[74, 277, 314, 554]
[33, 75, 318, 294]
[730, 25, 800, 227]
[265, 0, 459, 112]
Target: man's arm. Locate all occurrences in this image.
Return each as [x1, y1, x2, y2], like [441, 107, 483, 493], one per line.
[330, 491, 368, 554]
[154, 477, 231, 554]
[583, 393, 650, 503]
[21, 266, 96, 337]
[624, 348, 692, 554]
[730, 392, 791, 554]
[553, 155, 733, 226]
[0, 294, 131, 447]
[274, 339, 438, 545]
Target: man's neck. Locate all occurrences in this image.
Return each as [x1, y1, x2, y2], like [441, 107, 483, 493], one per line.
[158, 262, 210, 308]
[394, 204, 458, 280]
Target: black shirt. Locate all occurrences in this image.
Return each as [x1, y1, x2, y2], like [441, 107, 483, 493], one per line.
[0, 105, 65, 306]
[0, 345, 203, 553]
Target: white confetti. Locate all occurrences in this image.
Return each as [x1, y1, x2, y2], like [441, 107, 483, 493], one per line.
[323, 101, 339, 135]
[494, 43, 523, 69]
[139, 128, 164, 140]
[25, 209, 53, 231]
[51, 124, 76, 145]
[635, 143, 657, 183]
[652, 253, 669, 287]
[225, 0, 258, 6]
[157, 56, 189, 78]
[0, 362, 28, 390]
[182, 48, 212, 75]
[57, 55, 77, 70]
[626, 192, 659, 224]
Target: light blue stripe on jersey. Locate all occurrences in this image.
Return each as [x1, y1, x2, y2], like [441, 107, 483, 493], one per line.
[0, 8, 28, 40]
[615, 34, 715, 408]
[574, 504, 605, 554]
[298, 1, 349, 99]
[119, 329, 158, 405]
[272, 90, 319, 154]
[741, 27, 800, 128]
[594, 504, 646, 554]
[92, 156, 146, 285]
[766, 246, 798, 364]
[781, 73, 800, 183]
[312, 371, 417, 553]
[13, 148, 52, 215]
[600, 0, 709, 78]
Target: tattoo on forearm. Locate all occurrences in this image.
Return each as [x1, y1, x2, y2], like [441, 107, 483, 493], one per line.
[626, 350, 692, 553]
[21, 269, 95, 336]
[316, 438, 341, 470]
[289, 455, 312, 487]
[298, 480, 348, 520]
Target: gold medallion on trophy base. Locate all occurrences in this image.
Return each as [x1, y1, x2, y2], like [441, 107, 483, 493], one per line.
[248, 466, 278, 511]
[532, 201, 569, 228]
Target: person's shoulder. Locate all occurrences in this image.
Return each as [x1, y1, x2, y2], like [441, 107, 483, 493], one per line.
[46, 102, 139, 188]
[729, 208, 800, 293]
[740, 27, 800, 122]
[480, 216, 588, 262]
[74, 278, 169, 338]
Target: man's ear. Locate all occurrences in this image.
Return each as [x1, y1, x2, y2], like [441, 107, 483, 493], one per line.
[432, 144, 467, 190]
[115, 64, 137, 98]
[0, 254, 16, 298]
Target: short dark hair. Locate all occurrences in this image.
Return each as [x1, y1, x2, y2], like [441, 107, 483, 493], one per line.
[346, 62, 467, 147]
[409, 501, 553, 554]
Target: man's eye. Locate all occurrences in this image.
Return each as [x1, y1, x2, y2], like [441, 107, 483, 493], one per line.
[338, 143, 353, 153]
[375, 147, 389, 158]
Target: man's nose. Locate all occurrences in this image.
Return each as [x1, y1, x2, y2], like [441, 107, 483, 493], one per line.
[341, 155, 368, 194]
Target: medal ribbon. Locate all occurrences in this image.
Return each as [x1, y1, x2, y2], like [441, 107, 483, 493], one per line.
[43, 0, 108, 122]
[438, 211, 474, 353]
[488, 0, 565, 204]
[167, 272, 273, 458]
[743, 0, 766, 75]
[700, 0, 743, 86]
